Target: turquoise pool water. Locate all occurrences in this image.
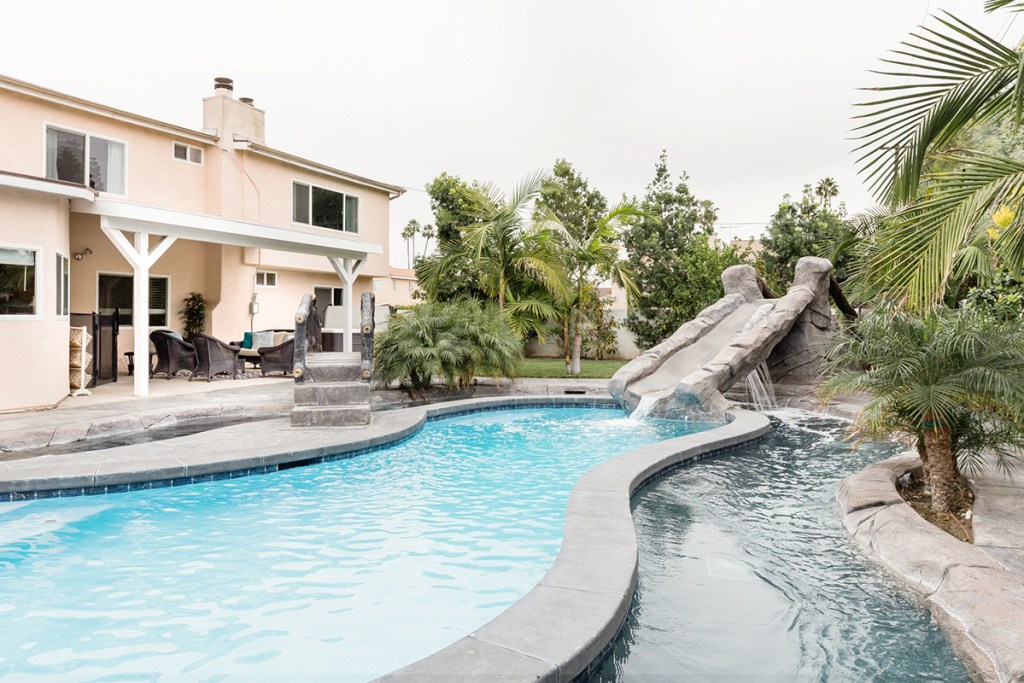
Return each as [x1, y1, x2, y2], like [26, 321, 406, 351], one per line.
[0, 407, 710, 682]
[591, 410, 969, 682]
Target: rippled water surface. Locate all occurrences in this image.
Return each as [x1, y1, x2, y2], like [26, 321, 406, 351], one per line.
[592, 410, 969, 682]
[0, 407, 711, 682]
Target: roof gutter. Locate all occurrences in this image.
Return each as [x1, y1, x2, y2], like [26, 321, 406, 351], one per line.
[233, 137, 406, 200]
[0, 73, 218, 146]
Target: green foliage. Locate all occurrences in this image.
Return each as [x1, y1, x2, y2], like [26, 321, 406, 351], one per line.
[179, 292, 207, 339]
[535, 159, 638, 372]
[623, 153, 743, 350]
[551, 295, 620, 360]
[756, 184, 850, 294]
[373, 301, 522, 394]
[426, 172, 482, 245]
[415, 173, 487, 303]
[853, 5, 1024, 308]
[821, 307, 1024, 510]
[536, 159, 609, 243]
[963, 270, 1024, 320]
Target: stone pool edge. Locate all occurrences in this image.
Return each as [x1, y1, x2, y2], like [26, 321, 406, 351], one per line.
[838, 455, 1024, 682]
[0, 395, 612, 500]
[375, 408, 771, 683]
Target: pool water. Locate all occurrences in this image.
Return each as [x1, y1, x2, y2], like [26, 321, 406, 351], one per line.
[591, 410, 969, 682]
[0, 407, 711, 682]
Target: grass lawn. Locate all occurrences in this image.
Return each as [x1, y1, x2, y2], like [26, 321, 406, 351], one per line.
[519, 358, 628, 379]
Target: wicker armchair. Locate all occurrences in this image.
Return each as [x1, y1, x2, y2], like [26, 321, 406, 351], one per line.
[258, 337, 295, 376]
[150, 330, 197, 379]
[189, 334, 241, 382]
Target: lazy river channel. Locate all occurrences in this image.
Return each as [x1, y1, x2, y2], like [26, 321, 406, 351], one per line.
[591, 410, 968, 682]
[0, 407, 710, 681]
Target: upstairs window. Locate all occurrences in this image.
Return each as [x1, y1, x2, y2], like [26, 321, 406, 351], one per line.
[292, 182, 359, 233]
[45, 126, 125, 194]
[173, 142, 203, 165]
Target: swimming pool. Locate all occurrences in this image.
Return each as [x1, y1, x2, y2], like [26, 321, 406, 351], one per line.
[590, 410, 968, 681]
[0, 406, 713, 681]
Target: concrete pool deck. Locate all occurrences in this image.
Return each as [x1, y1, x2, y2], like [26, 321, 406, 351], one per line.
[2, 381, 1023, 681]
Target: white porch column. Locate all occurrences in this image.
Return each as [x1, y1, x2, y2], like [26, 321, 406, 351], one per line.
[133, 232, 150, 397]
[328, 256, 363, 353]
[101, 219, 177, 397]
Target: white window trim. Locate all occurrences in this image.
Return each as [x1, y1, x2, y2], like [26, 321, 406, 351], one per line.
[43, 122, 129, 197]
[56, 251, 70, 319]
[255, 270, 278, 288]
[95, 270, 171, 328]
[314, 284, 346, 304]
[291, 178, 361, 235]
[0, 242, 44, 321]
[172, 141, 204, 166]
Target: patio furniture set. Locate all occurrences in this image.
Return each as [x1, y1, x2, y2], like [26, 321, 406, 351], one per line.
[148, 330, 295, 381]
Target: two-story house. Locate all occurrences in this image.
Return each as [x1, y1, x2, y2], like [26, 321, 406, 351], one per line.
[0, 75, 406, 412]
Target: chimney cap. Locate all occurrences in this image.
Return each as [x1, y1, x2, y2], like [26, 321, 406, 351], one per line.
[214, 77, 234, 92]
[239, 97, 254, 106]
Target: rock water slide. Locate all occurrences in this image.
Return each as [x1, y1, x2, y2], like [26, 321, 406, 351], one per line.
[608, 257, 835, 419]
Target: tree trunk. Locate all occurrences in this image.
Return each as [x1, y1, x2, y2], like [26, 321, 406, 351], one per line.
[571, 328, 582, 375]
[563, 317, 571, 374]
[923, 425, 957, 514]
[915, 436, 931, 482]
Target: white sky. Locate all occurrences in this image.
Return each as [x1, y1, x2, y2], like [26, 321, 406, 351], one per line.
[1, 1, 1016, 266]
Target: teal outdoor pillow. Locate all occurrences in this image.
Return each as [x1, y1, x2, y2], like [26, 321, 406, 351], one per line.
[242, 331, 253, 349]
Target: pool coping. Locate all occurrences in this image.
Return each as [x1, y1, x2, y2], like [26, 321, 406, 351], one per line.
[0, 395, 771, 682]
[374, 406, 772, 683]
[0, 395, 614, 500]
[838, 455, 1024, 682]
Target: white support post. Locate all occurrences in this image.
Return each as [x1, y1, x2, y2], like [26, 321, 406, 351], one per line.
[133, 232, 150, 397]
[101, 219, 177, 398]
[328, 256, 362, 353]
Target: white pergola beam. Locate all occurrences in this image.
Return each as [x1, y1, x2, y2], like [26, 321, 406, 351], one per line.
[328, 256, 363, 353]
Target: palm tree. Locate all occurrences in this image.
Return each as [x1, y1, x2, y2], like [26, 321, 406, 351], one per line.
[820, 308, 1024, 513]
[402, 219, 420, 269]
[547, 201, 641, 374]
[855, 2, 1024, 308]
[815, 177, 839, 211]
[458, 171, 569, 313]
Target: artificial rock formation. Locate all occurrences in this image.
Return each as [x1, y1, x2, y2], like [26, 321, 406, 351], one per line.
[609, 257, 835, 418]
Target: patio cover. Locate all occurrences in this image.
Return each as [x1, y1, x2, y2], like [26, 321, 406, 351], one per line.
[70, 198, 381, 397]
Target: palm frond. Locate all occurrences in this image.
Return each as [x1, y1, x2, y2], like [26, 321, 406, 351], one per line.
[855, 12, 1022, 203]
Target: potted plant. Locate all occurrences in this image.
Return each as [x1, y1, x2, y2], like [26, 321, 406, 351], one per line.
[180, 291, 208, 340]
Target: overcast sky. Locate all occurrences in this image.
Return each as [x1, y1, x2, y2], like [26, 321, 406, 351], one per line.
[2, 1, 1015, 266]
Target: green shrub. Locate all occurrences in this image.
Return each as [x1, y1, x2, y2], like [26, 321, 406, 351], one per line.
[373, 301, 522, 394]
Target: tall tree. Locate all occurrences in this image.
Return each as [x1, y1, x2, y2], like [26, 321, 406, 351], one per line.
[757, 184, 851, 294]
[623, 152, 743, 350]
[401, 219, 420, 269]
[459, 170, 568, 312]
[815, 177, 839, 211]
[536, 160, 633, 373]
[415, 174, 487, 302]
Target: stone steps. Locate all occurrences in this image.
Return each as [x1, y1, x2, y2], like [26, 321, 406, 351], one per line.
[291, 353, 370, 427]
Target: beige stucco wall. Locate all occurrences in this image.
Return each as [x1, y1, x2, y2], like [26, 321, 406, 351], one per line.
[0, 80, 407, 406]
[0, 188, 71, 411]
[0, 90, 210, 214]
